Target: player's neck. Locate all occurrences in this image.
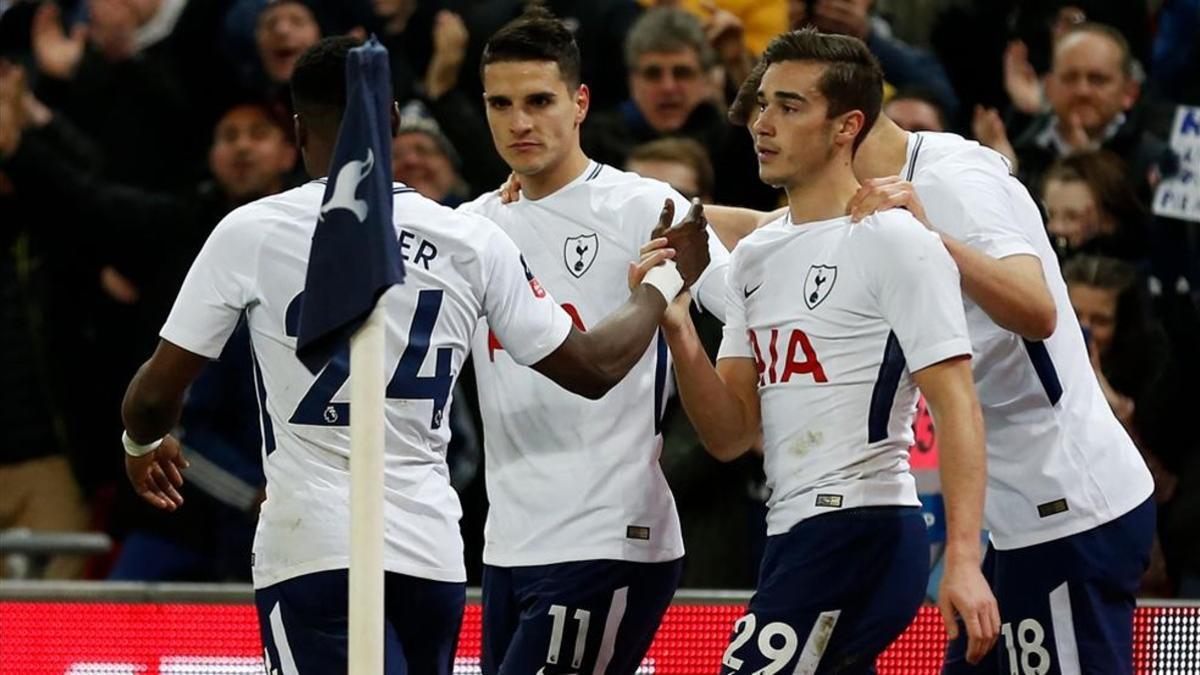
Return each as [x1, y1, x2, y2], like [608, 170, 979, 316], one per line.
[519, 148, 591, 201]
[785, 162, 861, 225]
[853, 115, 910, 181]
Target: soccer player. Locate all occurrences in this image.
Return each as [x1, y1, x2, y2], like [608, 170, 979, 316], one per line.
[713, 35, 1157, 675]
[119, 37, 711, 675]
[458, 8, 731, 674]
[656, 29, 999, 671]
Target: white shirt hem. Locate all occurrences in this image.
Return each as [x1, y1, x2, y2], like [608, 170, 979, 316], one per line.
[987, 484, 1153, 551]
[252, 556, 467, 589]
[482, 543, 685, 568]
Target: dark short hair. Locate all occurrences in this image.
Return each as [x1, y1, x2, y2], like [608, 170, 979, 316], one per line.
[624, 8, 716, 71]
[886, 86, 949, 130]
[1062, 254, 1137, 291]
[1056, 22, 1135, 78]
[216, 99, 293, 140]
[290, 35, 363, 115]
[627, 138, 715, 200]
[729, 28, 883, 152]
[481, 5, 582, 88]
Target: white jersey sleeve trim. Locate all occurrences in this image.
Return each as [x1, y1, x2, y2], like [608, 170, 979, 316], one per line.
[905, 337, 973, 373]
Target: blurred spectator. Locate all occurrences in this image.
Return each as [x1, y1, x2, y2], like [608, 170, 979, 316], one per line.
[1041, 150, 1149, 263]
[791, 0, 959, 123]
[651, 0, 778, 104]
[363, 0, 438, 108]
[625, 137, 714, 202]
[27, 0, 216, 188]
[655, 0, 787, 57]
[1, 82, 297, 504]
[884, 86, 947, 132]
[933, 3, 1157, 140]
[391, 121, 470, 206]
[584, 7, 776, 209]
[1, 94, 297, 329]
[626, 8, 717, 137]
[1063, 256, 1168, 429]
[395, 9, 510, 196]
[255, 0, 322, 89]
[989, 24, 1169, 200]
[0, 234, 91, 578]
[0, 61, 91, 578]
[1062, 254, 1200, 597]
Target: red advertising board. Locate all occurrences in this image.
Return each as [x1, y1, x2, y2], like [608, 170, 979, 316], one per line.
[2, 601, 1196, 673]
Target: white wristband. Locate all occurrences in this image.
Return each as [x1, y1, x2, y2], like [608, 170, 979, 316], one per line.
[122, 430, 163, 457]
[641, 260, 685, 303]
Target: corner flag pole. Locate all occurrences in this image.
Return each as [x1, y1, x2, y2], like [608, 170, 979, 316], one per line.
[348, 304, 386, 674]
[293, 36, 401, 675]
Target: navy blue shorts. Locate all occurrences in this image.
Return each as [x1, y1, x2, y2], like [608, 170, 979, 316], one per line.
[722, 506, 929, 674]
[944, 498, 1155, 674]
[254, 569, 465, 674]
[481, 558, 682, 675]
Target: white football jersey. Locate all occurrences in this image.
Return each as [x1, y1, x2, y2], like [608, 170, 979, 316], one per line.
[161, 181, 572, 588]
[718, 210, 972, 536]
[461, 160, 730, 566]
[900, 131, 1153, 549]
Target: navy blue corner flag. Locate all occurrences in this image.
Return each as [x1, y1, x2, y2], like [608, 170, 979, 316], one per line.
[296, 37, 404, 374]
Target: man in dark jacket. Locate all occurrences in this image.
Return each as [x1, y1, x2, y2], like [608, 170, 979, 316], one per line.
[1011, 23, 1170, 199]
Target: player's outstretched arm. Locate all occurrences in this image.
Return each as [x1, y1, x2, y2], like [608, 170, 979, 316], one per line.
[121, 340, 208, 511]
[912, 356, 999, 664]
[530, 200, 712, 400]
[661, 293, 760, 461]
[702, 204, 786, 251]
[939, 238, 1057, 340]
[848, 177, 1057, 341]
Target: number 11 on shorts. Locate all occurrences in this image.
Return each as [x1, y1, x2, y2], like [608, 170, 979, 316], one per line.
[547, 604, 591, 669]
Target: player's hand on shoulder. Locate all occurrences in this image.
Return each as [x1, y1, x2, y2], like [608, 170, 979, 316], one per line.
[498, 172, 521, 204]
[125, 435, 189, 512]
[846, 176, 931, 230]
[938, 557, 1000, 664]
[654, 198, 711, 288]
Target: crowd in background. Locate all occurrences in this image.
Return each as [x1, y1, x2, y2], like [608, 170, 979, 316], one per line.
[1, 0, 1198, 598]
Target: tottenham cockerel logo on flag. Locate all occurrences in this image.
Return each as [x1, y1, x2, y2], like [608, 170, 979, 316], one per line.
[295, 36, 403, 374]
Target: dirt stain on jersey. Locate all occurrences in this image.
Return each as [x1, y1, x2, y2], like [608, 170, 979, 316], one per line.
[790, 429, 824, 456]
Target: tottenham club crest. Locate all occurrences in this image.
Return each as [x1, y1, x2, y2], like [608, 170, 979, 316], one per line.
[804, 265, 837, 309]
[564, 234, 598, 278]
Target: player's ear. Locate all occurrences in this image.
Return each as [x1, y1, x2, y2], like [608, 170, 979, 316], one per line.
[835, 110, 865, 149]
[293, 113, 307, 150]
[574, 83, 590, 127]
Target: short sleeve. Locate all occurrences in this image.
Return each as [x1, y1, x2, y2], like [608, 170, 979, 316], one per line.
[480, 226, 573, 366]
[159, 211, 261, 359]
[916, 163, 1038, 261]
[855, 212, 972, 372]
[716, 254, 753, 361]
